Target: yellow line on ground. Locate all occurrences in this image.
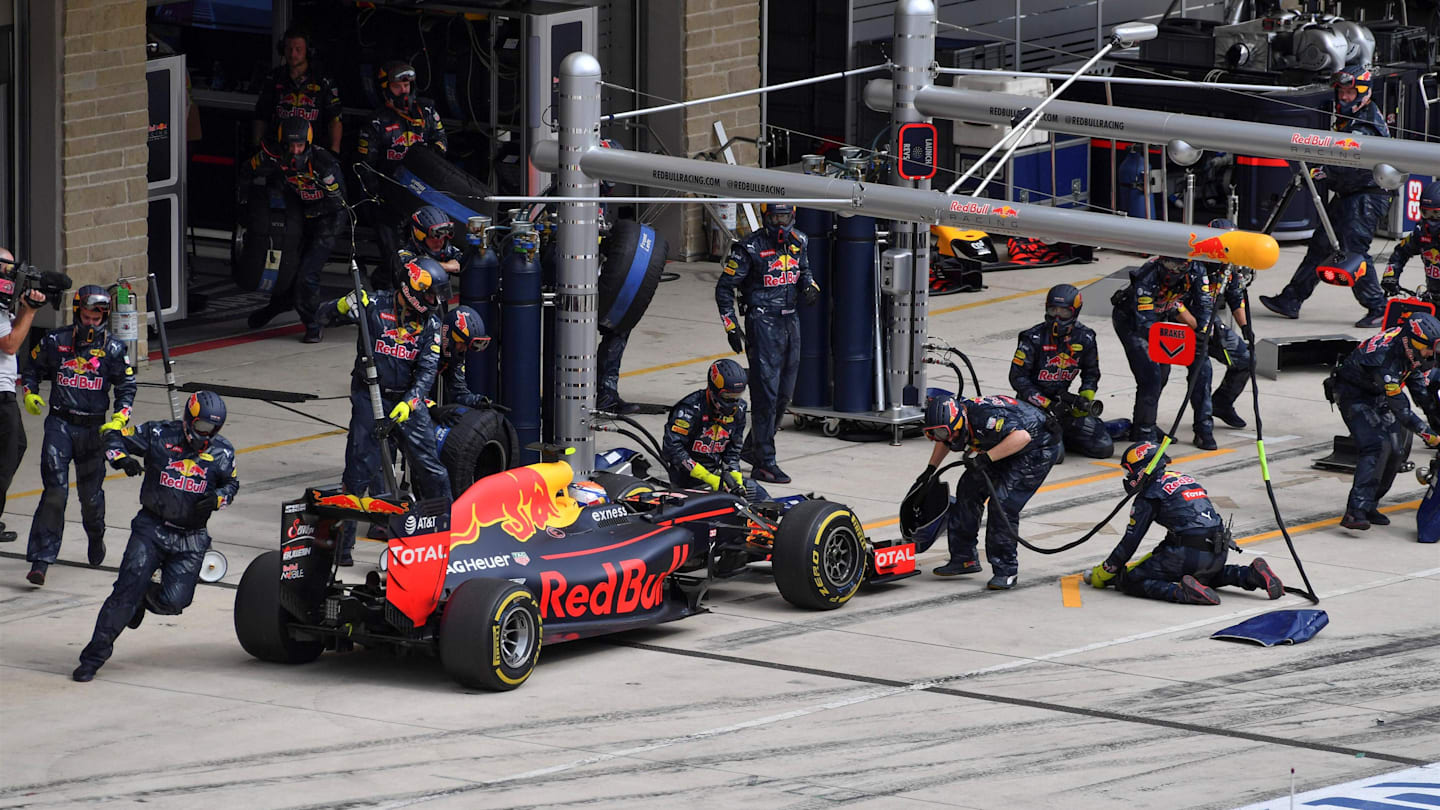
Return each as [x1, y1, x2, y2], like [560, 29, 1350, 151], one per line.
[1091, 460, 1123, 469]
[1060, 573, 1083, 607]
[5, 428, 347, 500]
[621, 352, 735, 379]
[1234, 499, 1420, 545]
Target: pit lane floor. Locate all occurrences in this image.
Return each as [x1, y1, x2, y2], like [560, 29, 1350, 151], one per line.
[2, 242, 1437, 809]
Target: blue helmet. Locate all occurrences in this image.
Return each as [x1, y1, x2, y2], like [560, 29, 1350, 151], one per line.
[71, 284, 110, 347]
[707, 358, 747, 414]
[444, 305, 489, 353]
[1420, 181, 1440, 221]
[923, 395, 965, 444]
[398, 255, 448, 317]
[1120, 440, 1168, 494]
[183, 390, 227, 451]
[1332, 66, 1374, 117]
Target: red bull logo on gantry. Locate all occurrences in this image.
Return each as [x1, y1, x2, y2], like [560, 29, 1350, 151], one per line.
[450, 464, 582, 547]
[1336, 138, 1362, 151]
[162, 459, 208, 493]
[993, 206, 1019, 218]
[948, 200, 1021, 219]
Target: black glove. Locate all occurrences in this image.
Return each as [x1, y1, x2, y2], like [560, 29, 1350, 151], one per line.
[727, 326, 746, 355]
[113, 455, 143, 477]
[964, 452, 992, 476]
[802, 281, 820, 306]
[911, 464, 938, 494]
[194, 495, 219, 523]
[1381, 276, 1401, 297]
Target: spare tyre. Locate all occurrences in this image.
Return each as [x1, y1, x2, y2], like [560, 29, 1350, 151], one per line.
[433, 404, 521, 496]
[384, 145, 497, 229]
[598, 220, 667, 335]
[232, 191, 301, 294]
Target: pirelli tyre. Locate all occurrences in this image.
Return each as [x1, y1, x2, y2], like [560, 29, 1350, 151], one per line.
[439, 577, 542, 691]
[433, 404, 521, 495]
[233, 550, 324, 664]
[598, 220, 667, 335]
[771, 500, 866, 610]
[590, 470, 656, 502]
[383, 145, 497, 228]
[231, 192, 301, 294]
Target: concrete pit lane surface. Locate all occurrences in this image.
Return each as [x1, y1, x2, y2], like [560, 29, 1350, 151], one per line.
[2, 244, 1437, 809]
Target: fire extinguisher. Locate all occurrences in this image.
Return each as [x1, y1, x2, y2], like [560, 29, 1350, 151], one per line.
[109, 279, 140, 366]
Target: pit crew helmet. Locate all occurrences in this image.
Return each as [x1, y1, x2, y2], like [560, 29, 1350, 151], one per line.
[1420, 181, 1440, 221]
[183, 390, 227, 452]
[1120, 440, 1169, 494]
[706, 358, 747, 415]
[444, 305, 489, 354]
[380, 60, 417, 110]
[1156, 255, 1190, 288]
[1044, 284, 1082, 334]
[1331, 66, 1373, 117]
[410, 205, 453, 247]
[398, 256, 448, 318]
[923, 394, 965, 444]
[276, 117, 312, 169]
[1403, 313, 1440, 363]
[762, 203, 795, 240]
[71, 284, 111, 347]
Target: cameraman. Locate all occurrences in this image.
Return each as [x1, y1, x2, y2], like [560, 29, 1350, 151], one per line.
[1, 249, 49, 543]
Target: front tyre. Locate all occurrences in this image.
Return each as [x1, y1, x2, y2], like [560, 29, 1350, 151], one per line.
[440, 578, 542, 691]
[772, 500, 866, 610]
[234, 550, 324, 664]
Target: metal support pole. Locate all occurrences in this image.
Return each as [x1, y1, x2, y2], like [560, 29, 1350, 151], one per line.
[1184, 170, 1196, 225]
[889, 0, 935, 411]
[760, 0, 768, 168]
[557, 52, 602, 478]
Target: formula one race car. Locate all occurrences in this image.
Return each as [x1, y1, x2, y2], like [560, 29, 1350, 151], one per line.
[234, 460, 917, 691]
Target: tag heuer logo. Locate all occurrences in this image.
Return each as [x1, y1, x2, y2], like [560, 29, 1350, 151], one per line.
[512, 551, 530, 566]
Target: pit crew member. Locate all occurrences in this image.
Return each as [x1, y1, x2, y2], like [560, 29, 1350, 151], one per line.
[1381, 180, 1440, 302]
[252, 27, 342, 153]
[662, 359, 764, 500]
[1010, 283, 1111, 460]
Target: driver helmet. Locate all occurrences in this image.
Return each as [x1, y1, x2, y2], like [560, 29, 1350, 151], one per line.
[398, 256, 448, 318]
[410, 205, 454, 254]
[71, 284, 111, 347]
[444, 305, 490, 354]
[763, 203, 795, 240]
[276, 117, 312, 170]
[1044, 284, 1082, 334]
[1331, 66, 1374, 118]
[1120, 440, 1169, 494]
[1420, 180, 1440, 222]
[182, 390, 227, 452]
[923, 394, 965, 444]
[380, 60, 417, 111]
[706, 358, 747, 415]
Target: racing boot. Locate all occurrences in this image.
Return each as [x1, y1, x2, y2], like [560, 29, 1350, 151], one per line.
[1193, 431, 1218, 451]
[1354, 311, 1385, 329]
[1365, 509, 1391, 526]
[1212, 402, 1247, 429]
[87, 535, 106, 567]
[1259, 294, 1299, 319]
[72, 663, 98, 683]
[302, 324, 324, 344]
[986, 573, 1018, 590]
[0, 521, 15, 543]
[1179, 575, 1221, 605]
[26, 563, 47, 587]
[933, 559, 982, 577]
[127, 599, 148, 630]
[751, 464, 791, 485]
[1340, 509, 1371, 530]
[1246, 558, 1284, 600]
[596, 393, 641, 416]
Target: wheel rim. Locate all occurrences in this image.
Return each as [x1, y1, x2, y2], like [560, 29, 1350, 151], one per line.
[822, 523, 861, 586]
[498, 603, 535, 669]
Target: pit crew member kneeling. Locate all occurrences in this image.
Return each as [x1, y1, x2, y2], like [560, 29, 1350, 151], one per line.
[1089, 440, 1283, 605]
[73, 391, 238, 682]
[319, 256, 453, 564]
[919, 394, 1059, 590]
[662, 359, 766, 501]
[1011, 283, 1111, 460]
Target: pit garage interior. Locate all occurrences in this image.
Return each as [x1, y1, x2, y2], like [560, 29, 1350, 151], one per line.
[1, 0, 1439, 808]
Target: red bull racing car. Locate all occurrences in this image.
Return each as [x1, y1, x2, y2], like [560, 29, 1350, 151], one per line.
[234, 460, 917, 691]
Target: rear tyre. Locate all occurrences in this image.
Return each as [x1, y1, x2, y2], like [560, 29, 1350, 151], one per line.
[434, 404, 521, 495]
[234, 550, 324, 664]
[440, 578, 542, 691]
[772, 500, 866, 610]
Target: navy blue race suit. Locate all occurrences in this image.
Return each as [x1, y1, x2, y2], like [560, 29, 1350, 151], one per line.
[1104, 470, 1259, 603]
[253, 66, 342, 143]
[21, 328, 136, 569]
[356, 102, 448, 272]
[437, 343, 484, 408]
[597, 329, 629, 411]
[1201, 263, 1255, 417]
[1270, 105, 1391, 318]
[239, 141, 348, 330]
[1111, 259, 1214, 440]
[1010, 321, 1111, 458]
[317, 290, 452, 510]
[79, 420, 239, 671]
[716, 227, 813, 469]
[1333, 327, 1431, 513]
[1384, 219, 1440, 300]
[943, 395, 1059, 579]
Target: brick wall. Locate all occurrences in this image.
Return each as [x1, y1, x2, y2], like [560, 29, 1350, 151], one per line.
[60, 0, 149, 315]
[681, 0, 760, 259]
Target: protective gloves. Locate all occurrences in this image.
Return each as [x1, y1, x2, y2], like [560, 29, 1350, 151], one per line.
[1073, 389, 1097, 418]
[802, 281, 820, 306]
[337, 289, 370, 315]
[1423, 432, 1440, 449]
[688, 464, 722, 491]
[1027, 393, 1052, 411]
[23, 392, 44, 415]
[194, 494, 220, 523]
[1381, 267, 1400, 297]
[109, 453, 143, 478]
[964, 452, 992, 476]
[99, 410, 130, 435]
[389, 399, 413, 424]
[1089, 562, 1119, 589]
[911, 463, 938, 494]
[725, 322, 746, 355]
[723, 469, 747, 496]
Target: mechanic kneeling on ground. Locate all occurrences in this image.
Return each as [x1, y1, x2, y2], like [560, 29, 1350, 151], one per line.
[73, 391, 239, 682]
[21, 285, 137, 587]
[1111, 254, 1215, 447]
[716, 203, 820, 485]
[918, 394, 1060, 590]
[318, 256, 452, 565]
[437, 305, 491, 408]
[1010, 283, 1111, 461]
[1089, 440, 1283, 605]
[0, 249, 49, 545]
[239, 118, 348, 342]
[662, 359, 767, 502]
[1329, 314, 1440, 530]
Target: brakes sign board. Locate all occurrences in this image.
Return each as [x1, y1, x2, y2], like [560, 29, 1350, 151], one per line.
[873, 543, 917, 576]
[1147, 323, 1195, 366]
[897, 123, 938, 180]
